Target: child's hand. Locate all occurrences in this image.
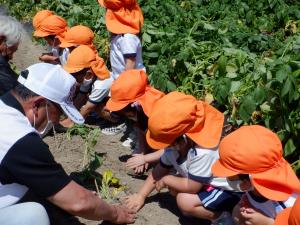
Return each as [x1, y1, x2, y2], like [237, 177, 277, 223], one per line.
[126, 154, 146, 169]
[122, 193, 145, 212]
[239, 196, 274, 225]
[39, 54, 59, 64]
[134, 163, 149, 174]
[240, 207, 274, 225]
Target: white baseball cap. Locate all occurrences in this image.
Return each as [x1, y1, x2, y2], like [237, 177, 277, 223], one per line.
[18, 63, 84, 124]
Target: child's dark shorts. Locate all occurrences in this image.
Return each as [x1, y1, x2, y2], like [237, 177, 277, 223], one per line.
[198, 186, 243, 212]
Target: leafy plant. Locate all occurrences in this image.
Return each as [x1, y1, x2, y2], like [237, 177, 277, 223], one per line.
[67, 124, 101, 169]
[99, 170, 127, 201]
[3, 0, 300, 174]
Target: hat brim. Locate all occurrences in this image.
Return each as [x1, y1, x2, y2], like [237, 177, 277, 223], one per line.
[33, 29, 51, 37]
[60, 41, 76, 48]
[211, 159, 241, 177]
[60, 102, 84, 124]
[106, 98, 130, 112]
[63, 64, 85, 74]
[186, 102, 224, 148]
[146, 130, 171, 150]
[251, 160, 300, 201]
[275, 207, 291, 225]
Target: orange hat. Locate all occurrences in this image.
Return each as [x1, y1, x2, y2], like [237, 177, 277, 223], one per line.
[212, 125, 300, 201]
[59, 25, 96, 51]
[106, 70, 164, 116]
[63, 45, 110, 80]
[146, 91, 224, 150]
[275, 197, 300, 225]
[33, 15, 68, 40]
[32, 10, 54, 31]
[98, 0, 144, 34]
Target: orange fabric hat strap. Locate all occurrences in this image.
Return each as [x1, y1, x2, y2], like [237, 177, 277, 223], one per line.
[91, 56, 110, 80]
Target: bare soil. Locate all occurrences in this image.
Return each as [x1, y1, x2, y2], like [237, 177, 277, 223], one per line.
[13, 21, 210, 225]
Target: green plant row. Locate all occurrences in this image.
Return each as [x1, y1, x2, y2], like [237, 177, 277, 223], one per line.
[1, 0, 300, 175]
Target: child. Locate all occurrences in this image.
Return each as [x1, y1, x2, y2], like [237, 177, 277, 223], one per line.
[124, 91, 243, 224]
[98, 0, 145, 79]
[105, 69, 165, 173]
[98, 0, 145, 137]
[212, 125, 300, 225]
[33, 14, 69, 65]
[62, 45, 115, 127]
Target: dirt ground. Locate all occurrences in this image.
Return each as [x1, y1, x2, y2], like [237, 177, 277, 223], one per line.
[11, 20, 210, 225]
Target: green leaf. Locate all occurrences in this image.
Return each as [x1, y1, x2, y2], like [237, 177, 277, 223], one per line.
[203, 22, 216, 30]
[226, 63, 238, 73]
[230, 81, 241, 92]
[253, 87, 265, 105]
[284, 138, 296, 157]
[260, 102, 271, 113]
[281, 77, 292, 97]
[144, 52, 159, 58]
[167, 81, 177, 91]
[217, 55, 227, 76]
[238, 96, 256, 122]
[275, 68, 287, 83]
[213, 78, 231, 104]
[226, 72, 238, 79]
[142, 33, 151, 44]
[72, 5, 83, 14]
[60, 0, 73, 6]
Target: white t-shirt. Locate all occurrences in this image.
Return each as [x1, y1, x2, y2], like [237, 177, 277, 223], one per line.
[110, 34, 145, 80]
[51, 47, 70, 66]
[246, 192, 298, 219]
[160, 148, 188, 177]
[160, 146, 242, 191]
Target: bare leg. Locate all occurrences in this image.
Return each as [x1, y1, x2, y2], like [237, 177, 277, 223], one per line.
[176, 193, 221, 220]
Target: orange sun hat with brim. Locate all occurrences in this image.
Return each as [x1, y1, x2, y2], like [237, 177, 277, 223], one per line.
[33, 15, 68, 40]
[146, 91, 224, 150]
[212, 125, 300, 201]
[98, 0, 144, 34]
[32, 10, 54, 31]
[275, 197, 300, 225]
[106, 69, 164, 116]
[63, 45, 110, 80]
[59, 25, 96, 50]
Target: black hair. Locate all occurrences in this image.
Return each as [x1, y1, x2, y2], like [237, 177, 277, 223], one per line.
[13, 83, 38, 101]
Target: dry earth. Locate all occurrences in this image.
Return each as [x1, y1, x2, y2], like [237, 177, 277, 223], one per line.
[11, 17, 211, 225]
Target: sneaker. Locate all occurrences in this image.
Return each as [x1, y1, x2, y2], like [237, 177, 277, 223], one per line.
[101, 122, 127, 135]
[122, 128, 136, 148]
[211, 212, 235, 225]
[122, 137, 134, 148]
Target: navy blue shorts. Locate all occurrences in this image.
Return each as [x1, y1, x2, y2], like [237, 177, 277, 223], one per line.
[198, 188, 243, 212]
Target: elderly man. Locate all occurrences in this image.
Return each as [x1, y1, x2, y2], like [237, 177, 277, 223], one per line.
[0, 15, 22, 95]
[0, 63, 135, 225]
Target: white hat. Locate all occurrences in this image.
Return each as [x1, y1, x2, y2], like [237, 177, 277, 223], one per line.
[18, 63, 84, 124]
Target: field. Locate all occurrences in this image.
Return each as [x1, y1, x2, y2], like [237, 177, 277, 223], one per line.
[10, 23, 210, 225]
[2, 0, 300, 223]
[3, 0, 300, 174]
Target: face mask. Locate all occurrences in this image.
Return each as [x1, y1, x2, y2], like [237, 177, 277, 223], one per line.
[34, 103, 54, 138]
[226, 176, 255, 192]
